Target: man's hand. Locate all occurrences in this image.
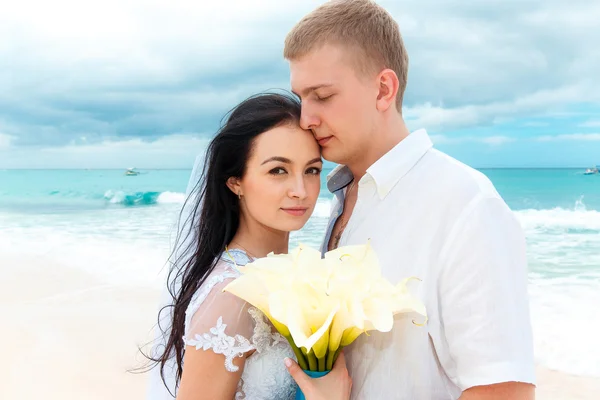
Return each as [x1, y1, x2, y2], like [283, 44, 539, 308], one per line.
[460, 382, 535, 399]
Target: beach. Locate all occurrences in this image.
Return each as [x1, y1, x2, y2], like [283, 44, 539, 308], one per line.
[0, 253, 158, 399]
[1, 253, 598, 399]
[1, 168, 599, 398]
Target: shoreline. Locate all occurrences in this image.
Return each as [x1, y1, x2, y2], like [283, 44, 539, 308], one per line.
[1, 253, 598, 399]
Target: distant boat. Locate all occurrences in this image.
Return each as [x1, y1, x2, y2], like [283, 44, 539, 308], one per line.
[125, 167, 140, 176]
[584, 166, 599, 175]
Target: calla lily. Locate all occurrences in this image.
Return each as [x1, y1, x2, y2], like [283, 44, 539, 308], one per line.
[270, 281, 339, 357]
[324, 240, 382, 280]
[222, 268, 291, 337]
[394, 277, 428, 324]
[224, 244, 338, 356]
[223, 241, 428, 373]
[324, 242, 427, 358]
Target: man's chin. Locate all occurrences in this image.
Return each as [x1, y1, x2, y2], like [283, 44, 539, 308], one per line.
[320, 147, 344, 164]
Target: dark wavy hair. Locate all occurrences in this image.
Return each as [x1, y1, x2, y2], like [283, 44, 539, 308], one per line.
[142, 92, 302, 395]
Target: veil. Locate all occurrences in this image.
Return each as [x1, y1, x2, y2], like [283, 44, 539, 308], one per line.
[146, 152, 205, 399]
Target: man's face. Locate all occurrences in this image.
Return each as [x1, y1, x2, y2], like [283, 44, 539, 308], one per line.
[290, 44, 379, 165]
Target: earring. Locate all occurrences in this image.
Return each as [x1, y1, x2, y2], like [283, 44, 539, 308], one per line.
[238, 192, 242, 200]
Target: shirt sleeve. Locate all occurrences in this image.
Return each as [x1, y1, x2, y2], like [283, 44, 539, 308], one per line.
[437, 195, 536, 390]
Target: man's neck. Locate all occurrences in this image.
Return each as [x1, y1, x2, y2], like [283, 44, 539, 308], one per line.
[347, 113, 410, 181]
[229, 216, 289, 258]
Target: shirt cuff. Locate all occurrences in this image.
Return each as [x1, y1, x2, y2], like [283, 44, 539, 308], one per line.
[457, 361, 537, 391]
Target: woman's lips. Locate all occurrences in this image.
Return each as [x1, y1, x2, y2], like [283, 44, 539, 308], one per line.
[281, 207, 308, 216]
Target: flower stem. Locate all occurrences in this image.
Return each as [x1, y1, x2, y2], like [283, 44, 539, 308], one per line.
[307, 350, 318, 371]
[326, 349, 335, 370]
[327, 347, 342, 370]
[318, 355, 326, 372]
[285, 336, 308, 370]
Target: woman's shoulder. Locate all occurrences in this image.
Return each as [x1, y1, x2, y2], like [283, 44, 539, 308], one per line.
[192, 248, 251, 286]
[219, 248, 253, 269]
[184, 250, 252, 325]
[184, 249, 253, 323]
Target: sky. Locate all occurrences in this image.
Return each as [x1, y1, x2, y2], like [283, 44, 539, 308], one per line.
[1, 0, 599, 169]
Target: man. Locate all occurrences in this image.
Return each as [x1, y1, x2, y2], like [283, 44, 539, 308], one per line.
[284, 0, 536, 399]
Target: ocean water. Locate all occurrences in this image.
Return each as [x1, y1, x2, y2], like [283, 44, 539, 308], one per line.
[1, 167, 599, 377]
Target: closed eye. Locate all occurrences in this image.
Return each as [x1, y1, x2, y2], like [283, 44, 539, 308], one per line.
[316, 94, 333, 102]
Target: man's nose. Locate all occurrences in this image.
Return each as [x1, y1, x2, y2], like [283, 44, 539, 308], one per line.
[300, 105, 320, 131]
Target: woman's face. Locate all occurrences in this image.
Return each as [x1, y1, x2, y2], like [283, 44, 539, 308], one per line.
[232, 123, 322, 233]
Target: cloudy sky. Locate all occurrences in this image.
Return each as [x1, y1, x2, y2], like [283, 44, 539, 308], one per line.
[1, 0, 599, 168]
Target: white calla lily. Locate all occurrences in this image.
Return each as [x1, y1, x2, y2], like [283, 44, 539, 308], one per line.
[223, 241, 427, 373]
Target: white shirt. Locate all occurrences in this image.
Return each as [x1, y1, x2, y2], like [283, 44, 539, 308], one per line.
[322, 129, 536, 399]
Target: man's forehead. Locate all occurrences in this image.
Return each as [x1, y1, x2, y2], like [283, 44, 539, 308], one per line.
[289, 49, 347, 95]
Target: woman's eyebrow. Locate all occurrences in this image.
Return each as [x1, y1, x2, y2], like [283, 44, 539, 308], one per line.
[261, 156, 291, 165]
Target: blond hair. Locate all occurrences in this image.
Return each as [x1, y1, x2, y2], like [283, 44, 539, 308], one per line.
[284, 0, 409, 110]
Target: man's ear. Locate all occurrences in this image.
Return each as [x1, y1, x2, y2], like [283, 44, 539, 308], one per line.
[376, 68, 400, 112]
[226, 177, 242, 197]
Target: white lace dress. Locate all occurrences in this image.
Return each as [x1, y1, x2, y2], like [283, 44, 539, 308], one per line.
[182, 249, 297, 399]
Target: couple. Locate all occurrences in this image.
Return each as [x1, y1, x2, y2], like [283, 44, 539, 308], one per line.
[147, 1, 536, 399]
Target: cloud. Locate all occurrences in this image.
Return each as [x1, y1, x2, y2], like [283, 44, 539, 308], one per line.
[394, 0, 600, 134]
[0, 0, 599, 168]
[404, 82, 597, 131]
[0, 0, 322, 147]
[384, 0, 600, 107]
[579, 120, 600, 128]
[0, 134, 211, 169]
[0, 133, 13, 149]
[430, 134, 515, 146]
[481, 136, 516, 146]
[522, 122, 549, 127]
[536, 133, 600, 142]
[434, 131, 600, 145]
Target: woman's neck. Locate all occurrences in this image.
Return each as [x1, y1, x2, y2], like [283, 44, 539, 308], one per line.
[229, 217, 289, 258]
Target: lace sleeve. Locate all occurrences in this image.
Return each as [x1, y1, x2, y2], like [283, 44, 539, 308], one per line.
[183, 264, 256, 372]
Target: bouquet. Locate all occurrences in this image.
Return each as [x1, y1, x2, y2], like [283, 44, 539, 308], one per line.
[223, 241, 427, 394]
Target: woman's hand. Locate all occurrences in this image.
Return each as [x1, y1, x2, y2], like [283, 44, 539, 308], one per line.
[284, 351, 353, 400]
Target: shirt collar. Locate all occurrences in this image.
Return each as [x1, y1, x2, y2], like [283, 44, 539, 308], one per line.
[326, 129, 433, 199]
[326, 163, 354, 193]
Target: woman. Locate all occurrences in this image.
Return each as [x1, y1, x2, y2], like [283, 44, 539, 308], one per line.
[147, 93, 352, 400]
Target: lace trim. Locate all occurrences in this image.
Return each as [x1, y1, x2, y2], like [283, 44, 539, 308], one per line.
[184, 249, 251, 332]
[184, 270, 239, 334]
[248, 307, 285, 353]
[184, 316, 255, 372]
[235, 378, 245, 400]
[183, 306, 287, 374]
[232, 309, 289, 399]
[185, 249, 250, 329]
[183, 251, 290, 398]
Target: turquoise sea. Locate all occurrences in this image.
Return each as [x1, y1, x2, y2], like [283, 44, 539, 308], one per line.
[1, 167, 599, 377]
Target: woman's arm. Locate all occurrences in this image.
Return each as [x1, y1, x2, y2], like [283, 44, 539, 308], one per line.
[176, 346, 252, 400]
[176, 265, 257, 399]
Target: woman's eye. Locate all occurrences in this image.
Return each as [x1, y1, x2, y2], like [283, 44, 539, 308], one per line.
[306, 167, 322, 175]
[269, 167, 287, 175]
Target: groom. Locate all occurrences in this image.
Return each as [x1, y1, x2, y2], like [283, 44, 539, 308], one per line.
[284, 1, 536, 399]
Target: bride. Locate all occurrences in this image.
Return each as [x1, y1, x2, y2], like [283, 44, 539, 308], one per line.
[145, 93, 352, 400]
